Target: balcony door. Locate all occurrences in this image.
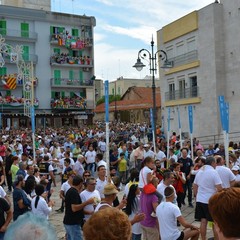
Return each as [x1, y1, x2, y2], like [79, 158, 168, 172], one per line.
[190, 76, 197, 97]
[169, 83, 175, 100]
[179, 79, 185, 99]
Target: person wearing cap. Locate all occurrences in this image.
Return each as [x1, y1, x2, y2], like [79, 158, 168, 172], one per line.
[231, 165, 240, 181]
[156, 186, 199, 240]
[143, 144, 155, 159]
[215, 155, 236, 188]
[193, 156, 222, 240]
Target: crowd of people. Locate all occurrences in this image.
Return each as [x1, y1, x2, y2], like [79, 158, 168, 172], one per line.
[0, 123, 240, 240]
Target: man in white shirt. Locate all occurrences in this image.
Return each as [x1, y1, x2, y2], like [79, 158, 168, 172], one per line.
[155, 145, 167, 168]
[96, 153, 107, 169]
[143, 144, 155, 159]
[156, 186, 199, 240]
[80, 177, 101, 221]
[73, 154, 85, 177]
[85, 145, 97, 176]
[193, 156, 222, 240]
[215, 155, 235, 188]
[98, 138, 106, 154]
[95, 165, 108, 199]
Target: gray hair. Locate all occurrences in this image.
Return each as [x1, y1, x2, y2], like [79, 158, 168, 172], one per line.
[205, 156, 216, 166]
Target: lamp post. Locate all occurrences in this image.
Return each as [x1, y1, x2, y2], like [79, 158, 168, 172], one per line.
[133, 36, 173, 143]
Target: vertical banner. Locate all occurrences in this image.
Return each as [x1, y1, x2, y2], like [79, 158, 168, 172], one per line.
[218, 95, 226, 130]
[31, 106, 35, 133]
[104, 80, 110, 180]
[167, 108, 171, 160]
[150, 109, 156, 153]
[177, 106, 182, 148]
[225, 102, 229, 134]
[188, 105, 194, 160]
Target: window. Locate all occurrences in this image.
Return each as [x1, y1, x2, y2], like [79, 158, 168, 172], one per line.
[54, 70, 61, 85]
[166, 46, 174, 59]
[169, 83, 175, 100]
[112, 88, 114, 95]
[189, 75, 198, 97]
[69, 70, 74, 80]
[79, 70, 83, 83]
[50, 26, 65, 34]
[118, 86, 120, 94]
[72, 28, 79, 37]
[79, 89, 86, 98]
[0, 20, 6, 35]
[187, 37, 196, 52]
[178, 78, 186, 99]
[176, 41, 184, 56]
[21, 23, 29, 38]
[22, 46, 29, 61]
[0, 67, 7, 76]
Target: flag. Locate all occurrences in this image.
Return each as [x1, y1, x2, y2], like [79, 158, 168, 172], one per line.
[3, 76, 17, 89]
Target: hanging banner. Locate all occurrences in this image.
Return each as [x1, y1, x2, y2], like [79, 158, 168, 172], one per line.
[225, 102, 229, 133]
[104, 80, 109, 123]
[188, 105, 193, 134]
[218, 95, 226, 130]
[177, 106, 181, 129]
[167, 107, 171, 132]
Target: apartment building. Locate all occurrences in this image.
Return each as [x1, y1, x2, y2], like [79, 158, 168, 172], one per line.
[0, 3, 96, 128]
[158, 0, 239, 139]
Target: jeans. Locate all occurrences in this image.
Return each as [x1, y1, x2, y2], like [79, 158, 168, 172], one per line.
[132, 233, 142, 240]
[64, 224, 82, 240]
[183, 179, 192, 204]
[0, 232, 4, 240]
[86, 163, 95, 177]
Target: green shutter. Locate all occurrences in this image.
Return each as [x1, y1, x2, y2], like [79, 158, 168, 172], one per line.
[54, 70, 61, 85]
[53, 48, 60, 54]
[69, 49, 73, 57]
[61, 91, 65, 98]
[22, 46, 29, 61]
[0, 20, 7, 35]
[69, 70, 74, 80]
[79, 70, 83, 84]
[79, 50, 83, 56]
[50, 26, 54, 34]
[21, 23, 29, 37]
[70, 92, 75, 98]
[0, 67, 7, 76]
[51, 91, 55, 98]
[72, 28, 79, 37]
[6, 90, 11, 96]
[59, 27, 65, 34]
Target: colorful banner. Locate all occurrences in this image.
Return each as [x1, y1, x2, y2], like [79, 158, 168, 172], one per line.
[188, 105, 193, 134]
[225, 102, 229, 133]
[104, 80, 109, 123]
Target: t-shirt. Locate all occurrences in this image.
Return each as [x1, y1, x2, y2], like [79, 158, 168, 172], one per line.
[156, 201, 181, 240]
[157, 182, 177, 204]
[85, 150, 96, 164]
[118, 158, 127, 172]
[63, 187, 84, 225]
[0, 198, 10, 229]
[11, 164, 19, 182]
[80, 189, 101, 220]
[140, 193, 158, 228]
[156, 150, 166, 168]
[13, 188, 31, 221]
[178, 157, 193, 176]
[61, 181, 71, 195]
[194, 165, 222, 204]
[216, 166, 236, 188]
[139, 166, 152, 189]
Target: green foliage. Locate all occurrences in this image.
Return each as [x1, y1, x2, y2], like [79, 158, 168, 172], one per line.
[96, 94, 121, 105]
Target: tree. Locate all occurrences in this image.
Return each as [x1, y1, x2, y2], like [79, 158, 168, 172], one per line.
[96, 94, 121, 105]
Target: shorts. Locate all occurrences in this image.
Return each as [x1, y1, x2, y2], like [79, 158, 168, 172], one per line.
[176, 231, 184, 240]
[195, 202, 213, 222]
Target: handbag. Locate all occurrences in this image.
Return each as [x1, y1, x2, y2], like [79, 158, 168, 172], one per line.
[141, 169, 156, 194]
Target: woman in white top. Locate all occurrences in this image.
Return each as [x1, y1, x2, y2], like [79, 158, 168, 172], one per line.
[125, 184, 142, 240]
[31, 184, 54, 219]
[138, 156, 155, 189]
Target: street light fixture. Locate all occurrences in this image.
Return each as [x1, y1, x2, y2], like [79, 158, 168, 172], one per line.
[133, 36, 173, 142]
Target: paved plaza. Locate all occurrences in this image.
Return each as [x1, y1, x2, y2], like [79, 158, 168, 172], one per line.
[47, 176, 214, 240]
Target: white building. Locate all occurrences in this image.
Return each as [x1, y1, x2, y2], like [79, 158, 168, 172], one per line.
[0, 3, 96, 128]
[158, 0, 240, 141]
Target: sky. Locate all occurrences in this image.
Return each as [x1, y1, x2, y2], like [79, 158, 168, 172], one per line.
[51, 0, 213, 81]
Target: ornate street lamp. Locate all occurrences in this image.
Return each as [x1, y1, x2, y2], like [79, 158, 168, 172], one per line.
[133, 36, 173, 142]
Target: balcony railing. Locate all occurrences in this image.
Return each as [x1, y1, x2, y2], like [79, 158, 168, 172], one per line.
[51, 78, 94, 87]
[3, 54, 38, 64]
[50, 34, 93, 48]
[168, 50, 198, 67]
[0, 28, 38, 41]
[0, 96, 39, 108]
[0, 76, 38, 87]
[165, 86, 199, 101]
[51, 97, 87, 109]
[50, 54, 93, 67]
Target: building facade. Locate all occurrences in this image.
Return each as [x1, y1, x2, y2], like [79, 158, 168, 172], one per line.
[0, 4, 96, 129]
[158, 0, 239, 140]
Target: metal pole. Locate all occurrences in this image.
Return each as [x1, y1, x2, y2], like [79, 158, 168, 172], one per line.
[114, 81, 117, 121]
[150, 39, 156, 143]
[31, 62, 36, 163]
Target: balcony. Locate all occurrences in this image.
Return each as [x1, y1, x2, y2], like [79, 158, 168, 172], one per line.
[50, 34, 93, 49]
[0, 28, 38, 42]
[51, 78, 94, 87]
[0, 96, 39, 109]
[165, 86, 199, 101]
[168, 50, 198, 67]
[3, 54, 38, 64]
[50, 97, 87, 110]
[50, 54, 93, 68]
[0, 75, 38, 87]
